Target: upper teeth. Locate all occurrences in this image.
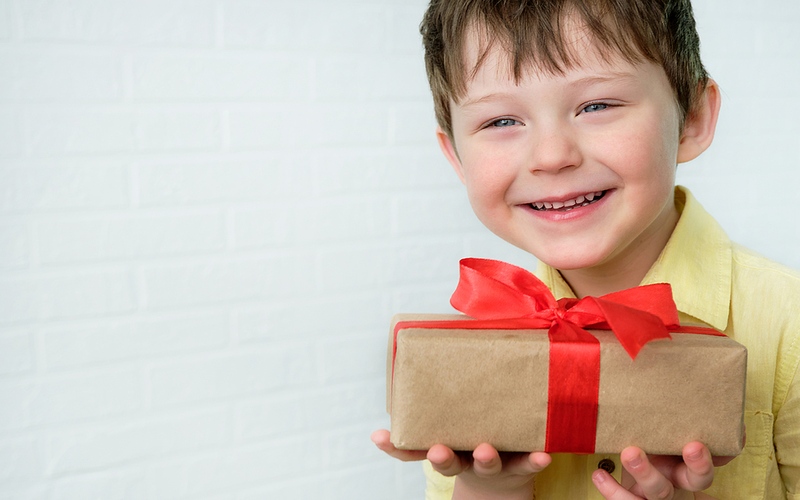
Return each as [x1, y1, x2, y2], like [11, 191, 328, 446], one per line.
[533, 191, 604, 210]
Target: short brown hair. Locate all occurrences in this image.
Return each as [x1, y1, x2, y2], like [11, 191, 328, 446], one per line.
[420, 0, 709, 138]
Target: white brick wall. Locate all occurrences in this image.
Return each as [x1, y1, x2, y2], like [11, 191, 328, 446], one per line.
[0, 1, 797, 499]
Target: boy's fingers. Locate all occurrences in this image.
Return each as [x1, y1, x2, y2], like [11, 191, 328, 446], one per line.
[427, 444, 468, 476]
[501, 451, 553, 476]
[674, 442, 715, 491]
[619, 447, 676, 500]
[370, 429, 427, 462]
[429, 443, 553, 479]
[592, 469, 637, 500]
[471, 443, 503, 477]
[470, 444, 552, 478]
[593, 444, 717, 499]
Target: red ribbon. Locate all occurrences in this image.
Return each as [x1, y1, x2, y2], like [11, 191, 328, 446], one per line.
[392, 258, 723, 453]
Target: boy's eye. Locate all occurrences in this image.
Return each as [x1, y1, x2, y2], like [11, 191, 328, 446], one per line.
[489, 118, 520, 128]
[582, 103, 609, 113]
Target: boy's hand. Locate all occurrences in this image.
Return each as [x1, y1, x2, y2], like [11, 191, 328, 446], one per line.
[371, 429, 551, 499]
[592, 442, 734, 500]
[430, 442, 551, 499]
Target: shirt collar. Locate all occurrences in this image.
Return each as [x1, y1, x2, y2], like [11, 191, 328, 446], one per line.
[535, 186, 732, 330]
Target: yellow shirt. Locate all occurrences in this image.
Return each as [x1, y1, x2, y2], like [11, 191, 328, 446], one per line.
[424, 187, 800, 499]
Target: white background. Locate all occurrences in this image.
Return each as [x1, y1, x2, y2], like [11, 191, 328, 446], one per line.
[0, 1, 797, 499]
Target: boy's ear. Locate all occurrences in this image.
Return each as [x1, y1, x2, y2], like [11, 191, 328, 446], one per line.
[436, 127, 466, 184]
[677, 79, 722, 164]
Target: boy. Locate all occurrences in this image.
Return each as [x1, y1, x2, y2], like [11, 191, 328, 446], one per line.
[372, 0, 800, 498]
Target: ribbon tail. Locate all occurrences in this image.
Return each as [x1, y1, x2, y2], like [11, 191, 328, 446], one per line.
[599, 283, 681, 327]
[589, 298, 673, 359]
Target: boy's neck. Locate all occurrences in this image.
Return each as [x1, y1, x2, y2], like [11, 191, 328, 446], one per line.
[559, 265, 650, 299]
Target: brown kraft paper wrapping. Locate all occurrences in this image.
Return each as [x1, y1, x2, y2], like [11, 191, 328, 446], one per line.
[387, 313, 747, 456]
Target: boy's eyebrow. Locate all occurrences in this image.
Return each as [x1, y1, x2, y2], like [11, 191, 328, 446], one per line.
[460, 92, 515, 107]
[569, 72, 638, 88]
[459, 71, 638, 108]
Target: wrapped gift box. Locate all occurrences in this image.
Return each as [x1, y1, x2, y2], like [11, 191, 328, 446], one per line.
[387, 313, 747, 456]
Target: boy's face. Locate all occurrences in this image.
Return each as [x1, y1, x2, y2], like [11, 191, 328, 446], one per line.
[438, 26, 700, 280]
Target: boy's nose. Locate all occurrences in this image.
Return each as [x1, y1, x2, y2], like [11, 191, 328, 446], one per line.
[528, 126, 582, 175]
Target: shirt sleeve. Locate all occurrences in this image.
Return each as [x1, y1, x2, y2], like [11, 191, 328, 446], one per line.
[423, 460, 455, 500]
[775, 356, 800, 498]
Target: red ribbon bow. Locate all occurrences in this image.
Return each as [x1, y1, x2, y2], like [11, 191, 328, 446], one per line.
[393, 258, 721, 453]
[450, 257, 678, 359]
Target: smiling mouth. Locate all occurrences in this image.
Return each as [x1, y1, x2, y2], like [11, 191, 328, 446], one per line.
[529, 190, 607, 211]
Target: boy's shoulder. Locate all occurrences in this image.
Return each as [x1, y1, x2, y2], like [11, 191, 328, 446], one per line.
[730, 242, 800, 336]
[731, 243, 800, 291]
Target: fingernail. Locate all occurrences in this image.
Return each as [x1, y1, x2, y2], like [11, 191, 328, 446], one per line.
[627, 454, 642, 469]
[688, 449, 703, 461]
[592, 469, 606, 484]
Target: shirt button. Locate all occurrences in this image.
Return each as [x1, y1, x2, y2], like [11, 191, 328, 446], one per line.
[598, 458, 615, 474]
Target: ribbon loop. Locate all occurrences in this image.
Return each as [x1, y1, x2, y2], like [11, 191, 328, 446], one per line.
[450, 257, 557, 320]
